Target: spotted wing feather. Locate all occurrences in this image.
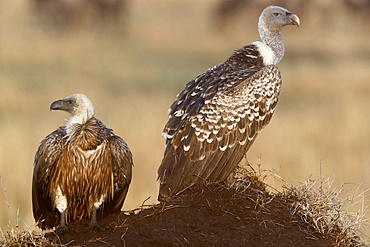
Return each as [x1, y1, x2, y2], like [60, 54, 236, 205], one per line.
[165, 45, 262, 140]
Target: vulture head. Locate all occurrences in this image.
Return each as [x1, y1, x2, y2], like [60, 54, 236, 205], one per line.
[256, 5, 300, 65]
[50, 93, 95, 134]
[259, 5, 300, 33]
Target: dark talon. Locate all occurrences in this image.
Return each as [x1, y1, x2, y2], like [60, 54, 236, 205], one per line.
[89, 223, 102, 232]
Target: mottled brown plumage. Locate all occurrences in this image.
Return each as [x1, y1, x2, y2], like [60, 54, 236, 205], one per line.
[32, 94, 133, 229]
[158, 6, 299, 199]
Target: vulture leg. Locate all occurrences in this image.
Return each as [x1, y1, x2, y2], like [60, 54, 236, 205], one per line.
[59, 211, 67, 228]
[225, 158, 251, 189]
[55, 211, 75, 237]
[89, 207, 101, 231]
[90, 207, 97, 226]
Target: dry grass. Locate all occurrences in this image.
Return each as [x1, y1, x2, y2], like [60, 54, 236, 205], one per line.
[234, 162, 369, 245]
[283, 178, 368, 246]
[0, 0, 370, 242]
[0, 228, 51, 247]
[231, 163, 368, 246]
[0, 175, 50, 246]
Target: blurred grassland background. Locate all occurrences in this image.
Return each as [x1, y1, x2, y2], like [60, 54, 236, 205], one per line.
[1, 0, 370, 237]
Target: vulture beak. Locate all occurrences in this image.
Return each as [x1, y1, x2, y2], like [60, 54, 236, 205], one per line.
[50, 99, 67, 111]
[287, 12, 300, 27]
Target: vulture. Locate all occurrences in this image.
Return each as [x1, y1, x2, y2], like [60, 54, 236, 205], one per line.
[158, 6, 300, 199]
[32, 93, 133, 230]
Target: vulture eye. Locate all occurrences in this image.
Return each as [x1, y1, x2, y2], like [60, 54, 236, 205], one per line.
[273, 12, 280, 17]
[67, 100, 73, 105]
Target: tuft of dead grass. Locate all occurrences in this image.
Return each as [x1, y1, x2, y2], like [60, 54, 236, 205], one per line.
[232, 163, 368, 246]
[0, 228, 51, 247]
[282, 177, 368, 246]
[0, 175, 51, 246]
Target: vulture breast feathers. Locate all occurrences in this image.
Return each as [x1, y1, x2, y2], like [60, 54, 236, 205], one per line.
[158, 5, 300, 198]
[32, 93, 133, 230]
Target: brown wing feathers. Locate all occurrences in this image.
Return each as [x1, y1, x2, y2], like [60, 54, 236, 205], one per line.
[103, 135, 133, 215]
[165, 46, 261, 140]
[32, 127, 66, 228]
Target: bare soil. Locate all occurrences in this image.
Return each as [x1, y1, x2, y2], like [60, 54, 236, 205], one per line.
[44, 179, 337, 247]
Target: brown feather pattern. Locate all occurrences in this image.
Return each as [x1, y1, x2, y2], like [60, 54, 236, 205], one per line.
[32, 117, 133, 229]
[158, 44, 282, 198]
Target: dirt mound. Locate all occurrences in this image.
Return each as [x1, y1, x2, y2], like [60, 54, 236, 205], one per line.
[46, 181, 337, 246]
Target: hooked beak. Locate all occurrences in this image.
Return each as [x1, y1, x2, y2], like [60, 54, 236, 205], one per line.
[50, 99, 67, 111]
[288, 13, 300, 27]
